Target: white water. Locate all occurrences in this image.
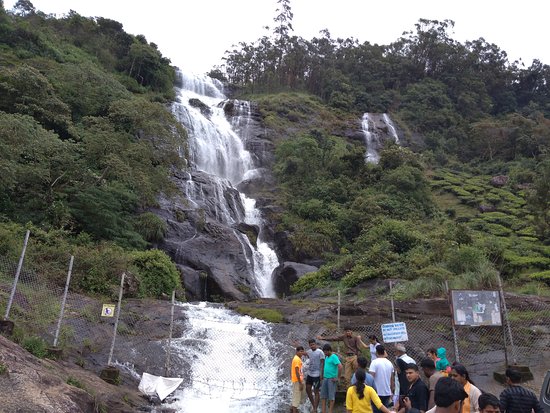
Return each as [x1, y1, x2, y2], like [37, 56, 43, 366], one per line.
[361, 113, 400, 163]
[162, 303, 287, 413]
[362, 113, 380, 163]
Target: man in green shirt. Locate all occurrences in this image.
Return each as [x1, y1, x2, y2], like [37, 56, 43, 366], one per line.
[317, 326, 368, 387]
[320, 344, 343, 413]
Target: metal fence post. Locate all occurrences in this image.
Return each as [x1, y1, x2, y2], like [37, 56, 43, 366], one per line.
[53, 255, 74, 347]
[4, 229, 30, 320]
[445, 280, 460, 363]
[337, 290, 341, 353]
[164, 290, 176, 377]
[389, 280, 396, 323]
[497, 273, 517, 364]
[107, 272, 125, 366]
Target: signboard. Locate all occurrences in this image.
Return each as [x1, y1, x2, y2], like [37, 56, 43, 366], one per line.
[101, 304, 116, 317]
[450, 290, 502, 326]
[381, 322, 408, 343]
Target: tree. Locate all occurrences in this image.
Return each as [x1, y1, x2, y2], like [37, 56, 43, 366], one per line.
[13, 0, 35, 16]
[528, 159, 550, 243]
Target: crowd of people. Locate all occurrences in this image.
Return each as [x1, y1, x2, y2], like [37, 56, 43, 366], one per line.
[290, 327, 544, 413]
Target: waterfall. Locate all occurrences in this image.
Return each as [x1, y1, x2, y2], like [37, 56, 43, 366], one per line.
[159, 73, 287, 412]
[361, 113, 400, 163]
[171, 72, 278, 297]
[162, 303, 288, 413]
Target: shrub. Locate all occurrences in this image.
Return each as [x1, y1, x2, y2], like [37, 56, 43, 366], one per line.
[134, 212, 167, 243]
[446, 245, 486, 274]
[290, 268, 331, 294]
[131, 249, 180, 298]
[22, 336, 48, 358]
[528, 270, 550, 285]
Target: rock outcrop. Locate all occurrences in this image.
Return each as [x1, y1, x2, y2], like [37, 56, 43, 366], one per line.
[272, 261, 318, 297]
[0, 335, 147, 413]
[151, 169, 256, 301]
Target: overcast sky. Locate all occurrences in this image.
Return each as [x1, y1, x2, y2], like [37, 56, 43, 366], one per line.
[5, 0, 548, 74]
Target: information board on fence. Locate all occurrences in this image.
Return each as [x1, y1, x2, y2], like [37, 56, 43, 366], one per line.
[381, 322, 408, 343]
[450, 290, 502, 326]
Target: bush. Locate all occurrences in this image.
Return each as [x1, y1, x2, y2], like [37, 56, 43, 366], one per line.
[134, 212, 167, 243]
[290, 268, 331, 294]
[528, 270, 550, 285]
[446, 245, 486, 274]
[132, 249, 180, 298]
[22, 336, 48, 358]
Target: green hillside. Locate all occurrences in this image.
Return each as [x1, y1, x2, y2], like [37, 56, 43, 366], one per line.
[1, 0, 549, 301]
[0, 3, 182, 296]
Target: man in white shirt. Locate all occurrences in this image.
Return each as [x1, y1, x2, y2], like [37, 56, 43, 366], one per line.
[369, 345, 395, 413]
[395, 343, 416, 396]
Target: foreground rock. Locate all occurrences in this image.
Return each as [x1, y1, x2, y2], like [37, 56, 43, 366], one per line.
[0, 335, 148, 413]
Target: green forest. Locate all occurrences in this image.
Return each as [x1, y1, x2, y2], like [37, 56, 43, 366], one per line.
[1, 0, 550, 301]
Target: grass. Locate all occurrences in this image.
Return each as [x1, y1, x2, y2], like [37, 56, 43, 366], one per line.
[66, 376, 85, 389]
[0, 362, 7, 375]
[235, 306, 284, 323]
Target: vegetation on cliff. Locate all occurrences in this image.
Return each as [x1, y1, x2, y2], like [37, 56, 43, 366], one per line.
[1, 0, 549, 302]
[0, 2, 182, 297]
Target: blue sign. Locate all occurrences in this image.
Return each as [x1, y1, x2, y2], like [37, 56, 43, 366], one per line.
[381, 322, 408, 343]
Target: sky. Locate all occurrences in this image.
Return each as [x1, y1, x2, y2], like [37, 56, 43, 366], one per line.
[4, 0, 548, 74]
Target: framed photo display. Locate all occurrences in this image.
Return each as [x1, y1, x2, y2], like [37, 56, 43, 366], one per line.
[450, 290, 502, 326]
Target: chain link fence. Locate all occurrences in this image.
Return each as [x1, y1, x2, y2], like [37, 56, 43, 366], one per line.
[1, 233, 549, 407]
[0, 243, 175, 379]
[308, 292, 550, 397]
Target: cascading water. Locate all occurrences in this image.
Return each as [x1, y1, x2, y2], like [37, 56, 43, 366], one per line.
[159, 73, 287, 412]
[362, 113, 380, 163]
[361, 113, 400, 163]
[162, 303, 287, 413]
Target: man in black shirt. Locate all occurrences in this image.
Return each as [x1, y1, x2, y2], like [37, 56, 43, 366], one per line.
[398, 363, 429, 413]
[500, 368, 544, 413]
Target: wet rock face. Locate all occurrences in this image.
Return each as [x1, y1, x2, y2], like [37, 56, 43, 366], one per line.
[151, 170, 255, 302]
[188, 98, 212, 119]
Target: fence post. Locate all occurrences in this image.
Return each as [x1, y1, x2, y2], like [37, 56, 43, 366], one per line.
[337, 290, 341, 353]
[497, 273, 517, 364]
[445, 281, 460, 363]
[164, 290, 176, 377]
[53, 255, 74, 347]
[389, 280, 396, 323]
[107, 272, 125, 366]
[4, 229, 30, 320]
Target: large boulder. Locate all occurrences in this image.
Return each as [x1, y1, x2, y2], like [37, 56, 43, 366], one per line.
[188, 98, 212, 119]
[272, 262, 318, 297]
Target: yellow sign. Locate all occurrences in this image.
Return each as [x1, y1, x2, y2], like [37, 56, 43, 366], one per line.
[101, 304, 116, 317]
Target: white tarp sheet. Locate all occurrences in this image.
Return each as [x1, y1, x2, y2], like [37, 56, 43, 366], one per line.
[138, 372, 183, 401]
